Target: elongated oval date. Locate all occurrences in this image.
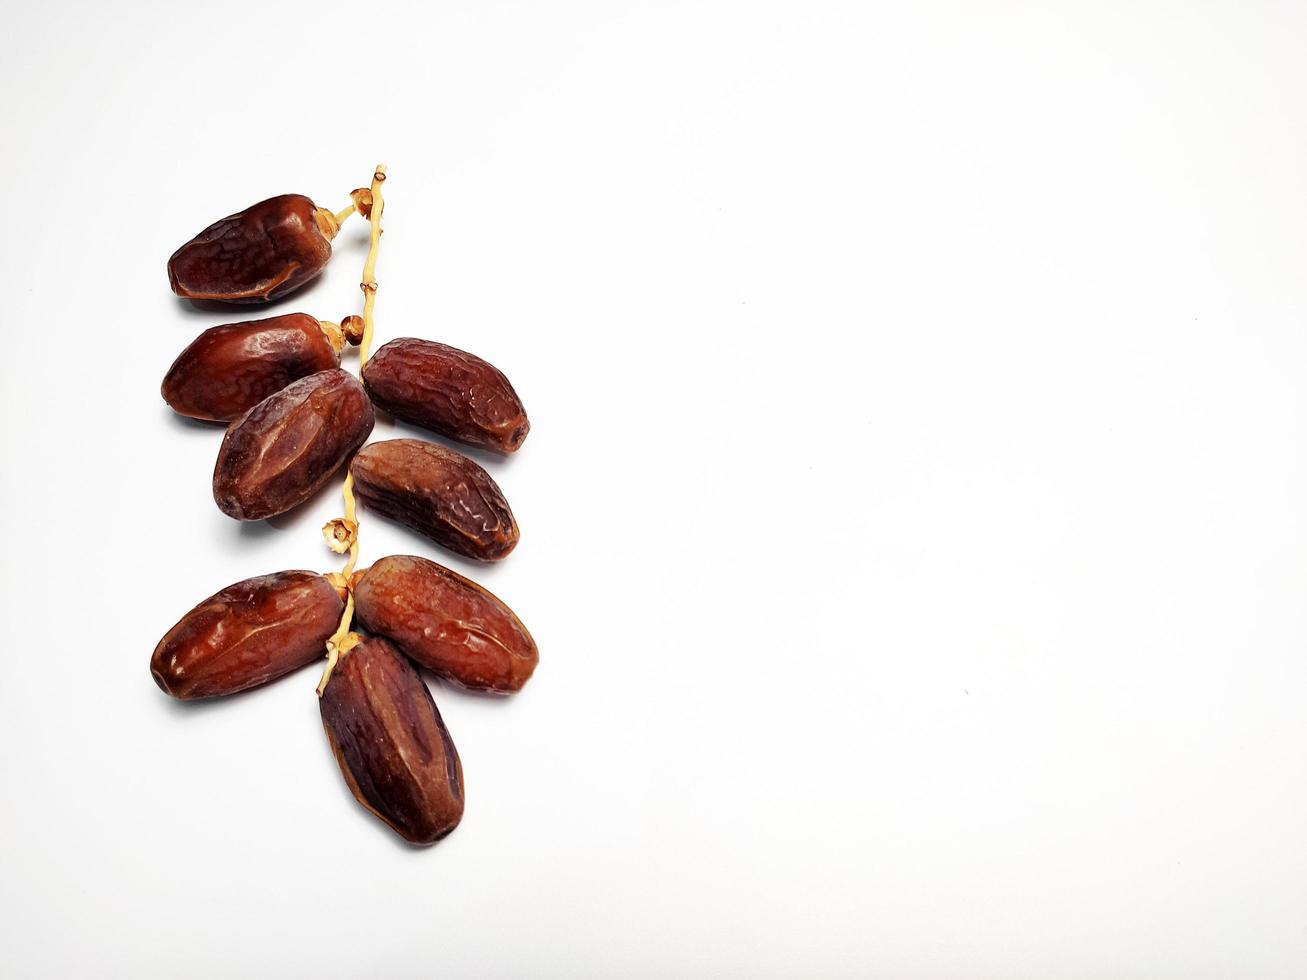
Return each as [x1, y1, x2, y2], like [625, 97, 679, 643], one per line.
[161, 314, 340, 422]
[214, 369, 374, 520]
[151, 570, 343, 699]
[350, 439, 518, 560]
[362, 338, 530, 454]
[354, 555, 538, 693]
[168, 194, 340, 304]
[320, 635, 464, 845]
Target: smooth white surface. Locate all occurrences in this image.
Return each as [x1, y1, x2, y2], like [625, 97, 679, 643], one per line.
[2, 1, 1306, 976]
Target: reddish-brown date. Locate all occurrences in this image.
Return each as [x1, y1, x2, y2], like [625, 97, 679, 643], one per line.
[161, 314, 340, 422]
[151, 570, 343, 699]
[168, 194, 340, 304]
[214, 369, 374, 520]
[362, 338, 530, 454]
[320, 635, 465, 845]
[354, 555, 538, 693]
[349, 439, 518, 561]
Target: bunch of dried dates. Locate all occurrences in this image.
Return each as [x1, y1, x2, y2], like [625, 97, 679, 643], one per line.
[153, 167, 537, 845]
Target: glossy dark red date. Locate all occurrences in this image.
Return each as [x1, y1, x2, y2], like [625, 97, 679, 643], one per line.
[320, 635, 465, 845]
[349, 439, 519, 561]
[168, 194, 339, 304]
[213, 369, 374, 520]
[353, 555, 538, 693]
[362, 338, 529, 453]
[151, 570, 343, 699]
[162, 313, 340, 422]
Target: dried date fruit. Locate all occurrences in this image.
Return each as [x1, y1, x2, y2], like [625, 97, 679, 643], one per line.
[320, 635, 465, 845]
[354, 555, 538, 693]
[214, 369, 374, 520]
[168, 194, 341, 304]
[151, 570, 344, 699]
[161, 313, 341, 422]
[350, 439, 518, 561]
[362, 338, 530, 454]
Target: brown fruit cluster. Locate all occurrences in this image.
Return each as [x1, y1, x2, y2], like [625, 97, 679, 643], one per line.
[154, 171, 537, 847]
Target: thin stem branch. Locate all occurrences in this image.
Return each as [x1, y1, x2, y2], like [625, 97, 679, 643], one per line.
[358, 165, 386, 368]
[340, 474, 360, 578]
[317, 593, 356, 697]
[317, 163, 388, 697]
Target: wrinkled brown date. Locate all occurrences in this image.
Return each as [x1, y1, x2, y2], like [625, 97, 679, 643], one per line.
[320, 635, 465, 845]
[354, 555, 538, 693]
[214, 369, 374, 520]
[161, 314, 340, 422]
[362, 338, 530, 454]
[168, 194, 339, 304]
[151, 570, 344, 699]
[350, 439, 518, 561]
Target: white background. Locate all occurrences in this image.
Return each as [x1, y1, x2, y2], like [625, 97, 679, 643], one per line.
[1, 1, 1305, 976]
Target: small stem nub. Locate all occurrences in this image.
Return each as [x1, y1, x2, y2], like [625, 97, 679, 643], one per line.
[324, 572, 350, 601]
[318, 320, 346, 354]
[317, 626, 362, 697]
[350, 188, 373, 219]
[323, 517, 358, 554]
[314, 207, 342, 241]
[341, 315, 365, 346]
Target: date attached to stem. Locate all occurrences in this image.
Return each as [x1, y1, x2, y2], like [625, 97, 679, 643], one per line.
[162, 313, 341, 422]
[362, 338, 530, 453]
[349, 439, 519, 561]
[151, 570, 344, 699]
[320, 635, 465, 845]
[214, 369, 374, 521]
[168, 194, 341, 304]
[354, 554, 538, 693]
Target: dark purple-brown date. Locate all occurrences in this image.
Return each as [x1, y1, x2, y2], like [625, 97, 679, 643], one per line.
[151, 570, 343, 699]
[354, 555, 538, 693]
[161, 313, 341, 422]
[320, 635, 465, 845]
[214, 369, 374, 520]
[168, 194, 340, 304]
[349, 439, 518, 561]
[362, 338, 529, 454]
